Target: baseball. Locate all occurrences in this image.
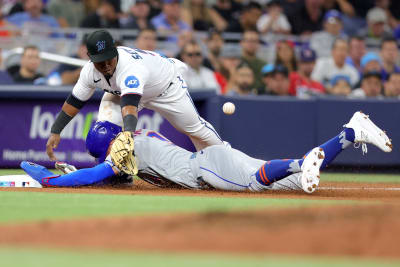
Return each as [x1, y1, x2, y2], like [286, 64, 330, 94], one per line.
[222, 102, 235, 115]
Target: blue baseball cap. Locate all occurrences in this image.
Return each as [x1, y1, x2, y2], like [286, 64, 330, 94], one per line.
[300, 47, 316, 62]
[324, 10, 342, 23]
[361, 52, 382, 68]
[261, 64, 275, 76]
[331, 75, 351, 87]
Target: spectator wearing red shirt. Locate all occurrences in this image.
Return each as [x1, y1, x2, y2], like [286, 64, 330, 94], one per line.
[289, 47, 325, 98]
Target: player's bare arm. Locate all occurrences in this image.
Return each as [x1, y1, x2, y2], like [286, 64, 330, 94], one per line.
[46, 95, 86, 161]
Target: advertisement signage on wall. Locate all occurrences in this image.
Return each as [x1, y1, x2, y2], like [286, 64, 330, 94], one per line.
[0, 100, 194, 168]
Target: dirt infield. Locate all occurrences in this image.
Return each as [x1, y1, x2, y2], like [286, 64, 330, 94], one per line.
[2, 179, 400, 201]
[1, 180, 400, 259]
[1, 204, 399, 258]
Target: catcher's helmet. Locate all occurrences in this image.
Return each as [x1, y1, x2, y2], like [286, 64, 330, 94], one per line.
[86, 121, 122, 163]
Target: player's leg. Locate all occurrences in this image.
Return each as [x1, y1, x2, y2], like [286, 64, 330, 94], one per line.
[195, 145, 265, 191]
[97, 92, 123, 127]
[253, 111, 392, 193]
[145, 76, 224, 150]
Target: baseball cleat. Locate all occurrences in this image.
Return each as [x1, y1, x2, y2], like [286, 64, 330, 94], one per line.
[300, 147, 325, 194]
[344, 111, 392, 153]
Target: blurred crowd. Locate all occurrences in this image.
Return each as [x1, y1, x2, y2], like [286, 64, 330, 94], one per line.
[0, 0, 400, 99]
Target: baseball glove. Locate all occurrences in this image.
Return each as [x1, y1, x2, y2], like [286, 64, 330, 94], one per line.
[110, 131, 138, 175]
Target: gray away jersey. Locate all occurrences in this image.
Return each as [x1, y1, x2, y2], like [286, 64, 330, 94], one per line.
[106, 129, 303, 191]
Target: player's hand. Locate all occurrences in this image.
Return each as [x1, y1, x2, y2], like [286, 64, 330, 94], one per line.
[110, 131, 138, 175]
[55, 161, 77, 174]
[46, 134, 60, 161]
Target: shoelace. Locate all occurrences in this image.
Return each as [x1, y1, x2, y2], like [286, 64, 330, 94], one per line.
[354, 142, 368, 155]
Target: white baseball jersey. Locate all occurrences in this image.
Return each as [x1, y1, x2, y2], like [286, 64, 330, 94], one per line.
[106, 129, 303, 192]
[72, 46, 180, 102]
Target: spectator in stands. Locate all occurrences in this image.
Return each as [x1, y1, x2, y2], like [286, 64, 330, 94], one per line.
[375, 0, 398, 30]
[358, 7, 392, 47]
[121, 0, 152, 31]
[329, 75, 352, 96]
[260, 63, 274, 95]
[12, 45, 43, 84]
[148, 0, 162, 18]
[380, 37, 400, 81]
[0, 48, 14, 84]
[226, 1, 262, 33]
[172, 30, 194, 59]
[322, 0, 355, 17]
[240, 30, 266, 90]
[135, 28, 157, 51]
[310, 10, 346, 58]
[360, 52, 382, 74]
[203, 29, 224, 72]
[151, 0, 191, 42]
[311, 38, 359, 90]
[345, 36, 366, 76]
[211, 0, 242, 32]
[226, 62, 257, 96]
[339, 0, 373, 36]
[257, 0, 291, 35]
[384, 72, 400, 98]
[54, 36, 89, 85]
[350, 71, 383, 98]
[275, 40, 297, 72]
[264, 64, 290, 96]
[80, 0, 121, 29]
[0, 8, 13, 37]
[181, 40, 220, 93]
[182, 0, 226, 32]
[47, 0, 85, 27]
[289, 47, 325, 98]
[6, 0, 60, 29]
[219, 46, 241, 94]
[289, 0, 325, 35]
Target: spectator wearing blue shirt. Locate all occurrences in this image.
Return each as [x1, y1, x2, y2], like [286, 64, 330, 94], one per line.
[6, 0, 60, 29]
[380, 37, 400, 81]
[345, 36, 366, 77]
[151, 0, 190, 42]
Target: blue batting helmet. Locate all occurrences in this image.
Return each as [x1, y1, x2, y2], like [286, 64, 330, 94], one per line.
[86, 121, 122, 163]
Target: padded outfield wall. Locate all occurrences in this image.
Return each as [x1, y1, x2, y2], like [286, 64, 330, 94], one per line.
[0, 86, 399, 168]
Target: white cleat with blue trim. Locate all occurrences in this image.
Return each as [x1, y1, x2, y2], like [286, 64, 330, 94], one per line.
[344, 111, 392, 154]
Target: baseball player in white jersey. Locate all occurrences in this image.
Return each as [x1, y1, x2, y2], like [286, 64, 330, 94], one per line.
[24, 112, 392, 193]
[46, 29, 223, 161]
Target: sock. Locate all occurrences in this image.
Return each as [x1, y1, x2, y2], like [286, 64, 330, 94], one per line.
[255, 128, 355, 187]
[319, 128, 354, 169]
[255, 159, 303, 186]
[42, 162, 116, 187]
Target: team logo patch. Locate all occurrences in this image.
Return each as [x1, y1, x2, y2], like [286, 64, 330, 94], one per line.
[125, 76, 140, 88]
[96, 40, 106, 52]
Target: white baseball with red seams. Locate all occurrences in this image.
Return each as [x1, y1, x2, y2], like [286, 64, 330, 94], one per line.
[222, 102, 235, 115]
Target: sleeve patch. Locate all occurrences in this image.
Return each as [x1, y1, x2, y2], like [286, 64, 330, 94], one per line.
[125, 76, 140, 88]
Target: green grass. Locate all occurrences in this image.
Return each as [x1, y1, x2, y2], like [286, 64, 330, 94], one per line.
[0, 247, 399, 267]
[0, 191, 351, 224]
[322, 173, 400, 183]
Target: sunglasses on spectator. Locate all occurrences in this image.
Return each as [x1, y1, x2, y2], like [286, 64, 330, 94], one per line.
[185, 52, 202, 57]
